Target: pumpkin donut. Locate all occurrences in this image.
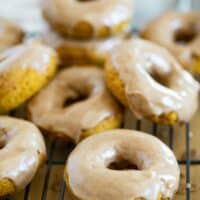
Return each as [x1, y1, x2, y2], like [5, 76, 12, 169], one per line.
[0, 116, 46, 197]
[65, 129, 180, 200]
[28, 67, 123, 143]
[41, 0, 134, 39]
[141, 12, 200, 75]
[105, 38, 199, 125]
[43, 30, 125, 66]
[0, 17, 24, 51]
[0, 39, 58, 114]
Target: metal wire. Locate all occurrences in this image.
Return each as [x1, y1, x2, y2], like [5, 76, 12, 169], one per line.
[59, 180, 66, 200]
[185, 123, 191, 199]
[169, 126, 174, 150]
[152, 123, 158, 136]
[136, 120, 141, 130]
[41, 140, 56, 200]
[24, 184, 31, 200]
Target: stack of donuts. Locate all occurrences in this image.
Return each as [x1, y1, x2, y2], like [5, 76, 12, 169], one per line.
[0, 1, 199, 199]
[41, 0, 134, 66]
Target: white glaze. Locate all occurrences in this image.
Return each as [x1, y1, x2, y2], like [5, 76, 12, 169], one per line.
[0, 39, 57, 74]
[66, 129, 180, 199]
[0, 116, 46, 189]
[28, 67, 122, 143]
[141, 11, 200, 71]
[106, 38, 200, 122]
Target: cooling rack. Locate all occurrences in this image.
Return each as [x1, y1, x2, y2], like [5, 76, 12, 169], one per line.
[2, 0, 200, 196]
[4, 120, 194, 200]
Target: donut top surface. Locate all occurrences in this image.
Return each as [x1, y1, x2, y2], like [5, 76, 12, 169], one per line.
[28, 67, 122, 142]
[106, 38, 200, 122]
[141, 12, 200, 70]
[0, 116, 46, 189]
[0, 17, 24, 51]
[42, 0, 134, 38]
[0, 39, 57, 74]
[66, 129, 180, 199]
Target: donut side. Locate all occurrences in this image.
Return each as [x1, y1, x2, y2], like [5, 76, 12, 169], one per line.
[41, 0, 133, 39]
[81, 115, 122, 140]
[0, 40, 58, 114]
[0, 179, 15, 197]
[45, 17, 130, 40]
[0, 58, 57, 114]
[57, 45, 105, 66]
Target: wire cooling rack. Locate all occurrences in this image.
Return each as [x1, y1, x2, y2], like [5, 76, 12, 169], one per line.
[2, 0, 199, 196]
[4, 120, 194, 200]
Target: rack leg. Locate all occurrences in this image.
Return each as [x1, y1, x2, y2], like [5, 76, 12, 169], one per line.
[185, 123, 191, 200]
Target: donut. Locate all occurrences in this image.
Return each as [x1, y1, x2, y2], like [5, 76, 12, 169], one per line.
[0, 17, 24, 51]
[141, 12, 200, 75]
[41, 0, 134, 39]
[43, 30, 125, 66]
[65, 129, 180, 200]
[0, 116, 46, 197]
[105, 38, 200, 125]
[28, 67, 123, 143]
[0, 39, 58, 114]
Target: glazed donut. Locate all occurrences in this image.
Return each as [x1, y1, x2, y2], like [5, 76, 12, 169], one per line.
[43, 30, 125, 66]
[28, 67, 122, 143]
[141, 12, 200, 75]
[0, 17, 24, 51]
[0, 39, 58, 114]
[0, 116, 46, 197]
[65, 129, 180, 200]
[41, 0, 134, 39]
[105, 38, 200, 124]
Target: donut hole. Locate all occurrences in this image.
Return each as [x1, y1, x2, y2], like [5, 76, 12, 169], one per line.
[108, 157, 139, 171]
[174, 29, 197, 44]
[150, 71, 169, 87]
[63, 91, 89, 107]
[0, 128, 7, 149]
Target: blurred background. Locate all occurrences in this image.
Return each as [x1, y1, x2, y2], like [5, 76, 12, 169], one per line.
[0, 0, 199, 33]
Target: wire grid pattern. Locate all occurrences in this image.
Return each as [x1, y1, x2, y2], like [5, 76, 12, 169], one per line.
[10, 120, 194, 200]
